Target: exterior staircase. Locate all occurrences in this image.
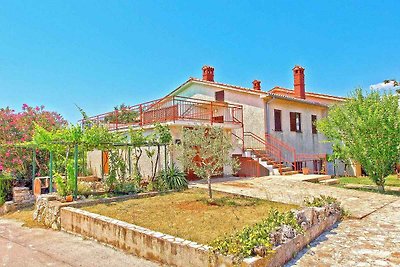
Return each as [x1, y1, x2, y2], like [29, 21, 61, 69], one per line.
[248, 149, 298, 176]
[242, 132, 299, 176]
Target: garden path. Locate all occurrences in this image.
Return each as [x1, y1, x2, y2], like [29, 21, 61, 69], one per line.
[0, 218, 162, 267]
[191, 176, 400, 266]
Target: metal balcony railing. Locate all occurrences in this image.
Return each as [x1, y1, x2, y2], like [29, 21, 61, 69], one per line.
[81, 96, 243, 131]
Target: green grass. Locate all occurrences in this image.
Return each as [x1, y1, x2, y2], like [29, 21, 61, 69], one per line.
[338, 175, 400, 187]
[335, 175, 400, 197]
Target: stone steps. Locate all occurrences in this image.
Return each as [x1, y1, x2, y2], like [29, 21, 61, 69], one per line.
[319, 178, 339, 185]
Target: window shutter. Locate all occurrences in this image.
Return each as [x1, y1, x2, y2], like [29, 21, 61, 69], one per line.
[215, 91, 224, 102]
[311, 115, 317, 134]
[296, 113, 301, 132]
[290, 112, 296, 132]
[274, 109, 282, 131]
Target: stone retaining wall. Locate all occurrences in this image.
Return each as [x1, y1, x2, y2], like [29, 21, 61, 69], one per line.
[13, 187, 34, 204]
[60, 206, 340, 267]
[33, 192, 160, 230]
[0, 187, 34, 216]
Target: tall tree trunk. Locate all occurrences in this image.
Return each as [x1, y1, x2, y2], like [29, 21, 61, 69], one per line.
[207, 176, 212, 199]
[152, 144, 160, 181]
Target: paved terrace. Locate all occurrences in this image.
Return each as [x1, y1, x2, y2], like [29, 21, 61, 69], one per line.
[191, 176, 400, 266]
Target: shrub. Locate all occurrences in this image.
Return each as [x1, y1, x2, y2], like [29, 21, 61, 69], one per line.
[0, 172, 13, 205]
[114, 181, 139, 194]
[210, 209, 302, 260]
[304, 195, 339, 207]
[54, 162, 76, 197]
[157, 165, 188, 191]
[77, 182, 93, 195]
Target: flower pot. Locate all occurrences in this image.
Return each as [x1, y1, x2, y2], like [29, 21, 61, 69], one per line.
[302, 167, 310, 175]
[65, 195, 73, 202]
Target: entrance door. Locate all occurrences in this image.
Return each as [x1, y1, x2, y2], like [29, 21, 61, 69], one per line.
[102, 151, 109, 176]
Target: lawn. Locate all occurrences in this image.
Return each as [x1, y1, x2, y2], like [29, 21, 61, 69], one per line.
[338, 175, 400, 187]
[82, 188, 298, 245]
[1, 207, 46, 228]
[335, 175, 400, 196]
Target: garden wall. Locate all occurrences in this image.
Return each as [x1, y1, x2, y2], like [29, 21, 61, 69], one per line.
[60, 206, 341, 267]
[33, 192, 159, 230]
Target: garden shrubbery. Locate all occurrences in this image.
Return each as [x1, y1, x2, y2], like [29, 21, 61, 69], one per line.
[0, 172, 13, 205]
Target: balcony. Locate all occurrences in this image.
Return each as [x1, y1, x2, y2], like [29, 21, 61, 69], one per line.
[82, 96, 243, 131]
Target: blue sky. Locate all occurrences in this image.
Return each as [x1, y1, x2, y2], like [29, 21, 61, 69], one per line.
[1, 1, 399, 122]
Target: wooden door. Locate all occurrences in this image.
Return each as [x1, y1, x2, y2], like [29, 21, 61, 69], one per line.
[102, 151, 109, 175]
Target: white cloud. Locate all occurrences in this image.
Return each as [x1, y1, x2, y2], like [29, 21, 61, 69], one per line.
[370, 80, 399, 90]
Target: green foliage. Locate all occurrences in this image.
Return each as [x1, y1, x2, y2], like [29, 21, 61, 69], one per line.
[210, 209, 302, 260]
[53, 161, 76, 197]
[129, 128, 147, 178]
[104, 104, 139, 124]
[157, 165, 188, 191]
[77, 182, 93, 195]
[114, 181, 139, 194]
[317, 89, 400, 191]
[106, 150, 128, 192]
[304, 195, 339, 207]
[178, 126, 239, 198]
[0, 172, 13, 205]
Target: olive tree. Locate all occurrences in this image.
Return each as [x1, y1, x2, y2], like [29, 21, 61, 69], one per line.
[317, 88, 400, 191]
[178, 126, 239, 199]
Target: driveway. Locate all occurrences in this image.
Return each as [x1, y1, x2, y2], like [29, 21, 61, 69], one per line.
[0, 219, 162, 267]
[192, 176, 400, 266]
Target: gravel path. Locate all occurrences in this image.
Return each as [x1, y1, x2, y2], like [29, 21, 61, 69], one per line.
[0, 219, 162, 267]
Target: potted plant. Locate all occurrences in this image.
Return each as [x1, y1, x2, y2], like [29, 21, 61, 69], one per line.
[302, 167, 310, 175]
[54, 163, 76, 202]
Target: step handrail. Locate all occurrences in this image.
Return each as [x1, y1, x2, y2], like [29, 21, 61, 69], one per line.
[244, 131, 297, 173]
[244, 132, 284, 174]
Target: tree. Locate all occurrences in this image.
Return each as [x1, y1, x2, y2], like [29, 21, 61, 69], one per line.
[0, 104, 67, 178]
[178, 126, 239, 199]
[317, 88, 400, 191]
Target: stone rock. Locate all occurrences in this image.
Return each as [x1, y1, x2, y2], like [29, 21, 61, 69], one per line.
[303, 207, 317, 226]
[12, 187, 34, 204]
[270, 224, 298, 247]
[252, 246, 268, 257]
[33, 194, 62, 230]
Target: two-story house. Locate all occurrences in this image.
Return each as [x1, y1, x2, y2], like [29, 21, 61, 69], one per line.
[85, 65, 346, 179]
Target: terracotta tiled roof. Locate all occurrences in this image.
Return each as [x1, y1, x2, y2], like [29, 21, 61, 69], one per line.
[169, 78, 341, 107]
[269, 86, 346, 102]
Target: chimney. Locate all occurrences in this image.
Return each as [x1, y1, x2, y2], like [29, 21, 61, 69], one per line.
[252, 80, 261, 90]
[293, 65, 305, 99]
[202, 66, 214, 82]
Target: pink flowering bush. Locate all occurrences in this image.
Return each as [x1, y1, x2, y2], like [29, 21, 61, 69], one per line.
[0, 105, 67, 181]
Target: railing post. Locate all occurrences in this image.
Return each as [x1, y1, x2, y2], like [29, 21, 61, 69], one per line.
[32, 148, 36, 193]
[173, 97, 176, 123]
[73, 144, 78, 200]
[49, 151, 53, 193]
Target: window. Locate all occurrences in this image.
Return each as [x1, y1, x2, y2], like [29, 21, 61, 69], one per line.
[274, 109, 282, 131]
[290, 112, 301, 132]
[215, 90, 224, 102]
[311, 115, 317, 134]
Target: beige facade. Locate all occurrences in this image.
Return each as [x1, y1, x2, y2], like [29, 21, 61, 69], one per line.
[86, 65, 349, 178]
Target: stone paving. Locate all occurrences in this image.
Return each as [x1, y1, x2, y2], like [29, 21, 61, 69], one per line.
[287, 199, 400, 267]
[192, 176, 400, 266]
[191, 176, 398, 218]
[0, 218, 162, 267]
